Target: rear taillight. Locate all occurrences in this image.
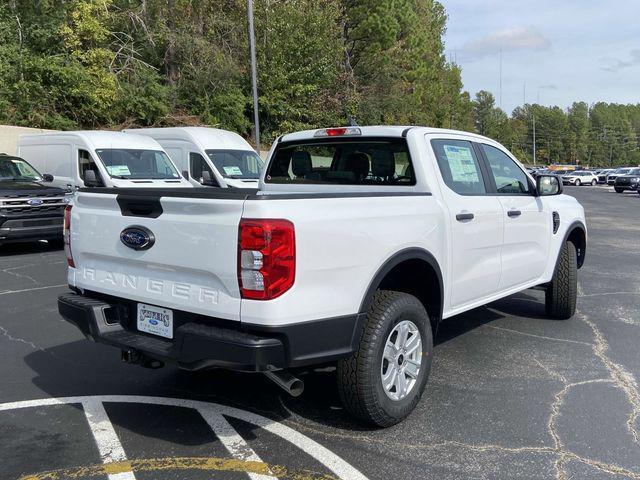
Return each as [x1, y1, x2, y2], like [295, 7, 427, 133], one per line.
[63, 205, 75, 268]
[238, 219, 295, 300]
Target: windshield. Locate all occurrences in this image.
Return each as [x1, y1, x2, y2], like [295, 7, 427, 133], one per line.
[615, 168, 631, 174]
[0, 157, 42, 181]
[95, 149, 180, 179]
[205, 149, 263, 179]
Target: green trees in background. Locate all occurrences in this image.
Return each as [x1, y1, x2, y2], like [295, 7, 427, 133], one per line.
[0, 0, 638, 165]
[476, 93, 640, 167]
[0, 0, 468, 139]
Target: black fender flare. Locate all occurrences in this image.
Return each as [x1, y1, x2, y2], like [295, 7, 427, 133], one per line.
[557, 220, 587, 269]
[358, 247, 444, 321]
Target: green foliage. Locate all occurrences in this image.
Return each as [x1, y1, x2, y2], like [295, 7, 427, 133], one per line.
[478, 95, 639, 168]
[0, 0, 472, 141]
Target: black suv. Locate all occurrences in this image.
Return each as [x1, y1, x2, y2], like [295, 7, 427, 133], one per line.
[614, 167, 640, 193]
[0, 153, 69, 246]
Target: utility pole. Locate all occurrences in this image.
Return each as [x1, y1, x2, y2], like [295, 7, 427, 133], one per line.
[247, 0, 260, 154]
[532, 114, 536, 165]
[499, 48, 503, 109]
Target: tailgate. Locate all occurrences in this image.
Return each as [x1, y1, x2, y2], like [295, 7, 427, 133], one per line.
[69, 191, 247, 321]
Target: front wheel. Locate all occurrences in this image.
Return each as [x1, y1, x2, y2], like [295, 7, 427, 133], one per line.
[591, 179, 597, 186]
[337, 290, 433, 427]
[545, 241, 577, 319]
[575, 179, 581, 186]
[615, 187, 624, 193]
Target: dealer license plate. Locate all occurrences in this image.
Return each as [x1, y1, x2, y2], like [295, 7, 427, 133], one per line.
[137, 303, 173, 339]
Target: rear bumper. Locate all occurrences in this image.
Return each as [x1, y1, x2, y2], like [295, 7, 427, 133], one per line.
[58, 291, 364, 372]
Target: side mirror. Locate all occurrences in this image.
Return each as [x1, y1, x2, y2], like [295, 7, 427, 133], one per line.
[84, 170, 99, 187]
[181, 170, 189, 180]
[201, 170, 216, 187]
[42, 173, 54, 182]
[536, 175, 563, 196]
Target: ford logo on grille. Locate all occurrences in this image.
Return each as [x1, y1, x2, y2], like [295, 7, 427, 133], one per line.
[27, 199, 43, 206]
[120, 226, 155, 251]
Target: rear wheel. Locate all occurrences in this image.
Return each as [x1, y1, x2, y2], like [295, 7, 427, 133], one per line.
[591, 179, 597, 186]
[615, 187, 624, 193]
[545, 241, 577, 319]
[337, 290, 432, 427]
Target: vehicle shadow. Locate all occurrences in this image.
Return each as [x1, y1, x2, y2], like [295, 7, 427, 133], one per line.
[0, 240, 63, 257]
[22, 290, 554, 438]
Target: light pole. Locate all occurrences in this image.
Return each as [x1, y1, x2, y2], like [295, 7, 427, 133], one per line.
[532, 114, 536, 165]
[247, 0, 260, 154]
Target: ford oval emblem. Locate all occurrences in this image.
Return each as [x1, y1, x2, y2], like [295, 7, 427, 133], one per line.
[149, 319, 158, 325]
[120, 226, 155, 251]
[28, 199, 44, 206]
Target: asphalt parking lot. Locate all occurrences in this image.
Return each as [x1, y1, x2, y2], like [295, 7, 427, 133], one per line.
[1, 185, 639, 480]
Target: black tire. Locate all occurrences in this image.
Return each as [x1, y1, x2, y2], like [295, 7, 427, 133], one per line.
[545, 241, 577, 319]
[575, 179, 581, 186]
[591, 179, 597, 186]
[337, 290, 433, 427]
[615, 187, 624, 193]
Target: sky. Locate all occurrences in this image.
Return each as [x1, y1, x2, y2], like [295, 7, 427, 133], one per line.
[441, 0, 640, 114]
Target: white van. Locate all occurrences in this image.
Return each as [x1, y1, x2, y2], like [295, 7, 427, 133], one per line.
[18, 131, 192, 189]
[124, 127, 263, 188]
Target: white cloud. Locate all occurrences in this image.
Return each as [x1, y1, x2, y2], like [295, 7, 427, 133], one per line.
[462, 26, 550, 58]
[599, 49, 640, 72]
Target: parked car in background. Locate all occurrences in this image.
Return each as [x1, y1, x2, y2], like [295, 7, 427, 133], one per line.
[613, 168, 640, 193]
[607, 167, 633, 185]
[18, 131, 192, 190]
[0, 153, 69, 246]
[597, 169, 615, 184]
[561, 170, 599, 186]
[124, 127, 264, 189]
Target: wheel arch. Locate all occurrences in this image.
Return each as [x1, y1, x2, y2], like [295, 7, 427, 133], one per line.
[562, 221, 587, 269]
[359, 248, 444, 337]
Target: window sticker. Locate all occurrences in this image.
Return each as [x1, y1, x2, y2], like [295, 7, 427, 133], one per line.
[443, 145, 480, 183]
[223, 166, 243, 176]
[105, 165, 131, 176]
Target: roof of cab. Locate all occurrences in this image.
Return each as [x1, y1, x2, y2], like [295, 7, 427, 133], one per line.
[18, 131, 164, 151]
[123, 127, 254, 151]
[279, 125, 497, 144]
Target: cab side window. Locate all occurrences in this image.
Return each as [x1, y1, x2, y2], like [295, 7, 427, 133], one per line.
[481, 144, 531, 195]
[78, 149, 103, 186]
[431, 139, 486, 195]
[189, 152, 216, 185]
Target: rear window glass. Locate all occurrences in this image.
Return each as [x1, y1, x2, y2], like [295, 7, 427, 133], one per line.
[265, 138, 415, 185]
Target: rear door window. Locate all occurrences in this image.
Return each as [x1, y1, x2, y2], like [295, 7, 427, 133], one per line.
[265, 138, 415, 185]
[431, 139, 486, 195]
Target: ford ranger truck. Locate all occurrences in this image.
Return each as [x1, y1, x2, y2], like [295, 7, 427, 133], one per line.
[57, 126, 587, 427]
[0, 153, 69, 246]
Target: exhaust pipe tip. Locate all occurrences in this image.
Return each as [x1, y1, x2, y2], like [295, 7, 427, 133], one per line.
[264, 370, 304, 397]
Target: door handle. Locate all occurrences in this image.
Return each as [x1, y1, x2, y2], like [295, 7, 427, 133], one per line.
[456, 212, 475, 222]
[507, 210, 522, 218]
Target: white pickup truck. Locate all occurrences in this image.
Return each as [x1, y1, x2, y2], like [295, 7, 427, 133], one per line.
[58, 126, 586, 426]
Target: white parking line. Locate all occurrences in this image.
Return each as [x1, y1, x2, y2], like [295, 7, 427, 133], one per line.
[82, 398, 137, 480]
[200, 410, 274, 480]
[0, 395, 369, 480]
